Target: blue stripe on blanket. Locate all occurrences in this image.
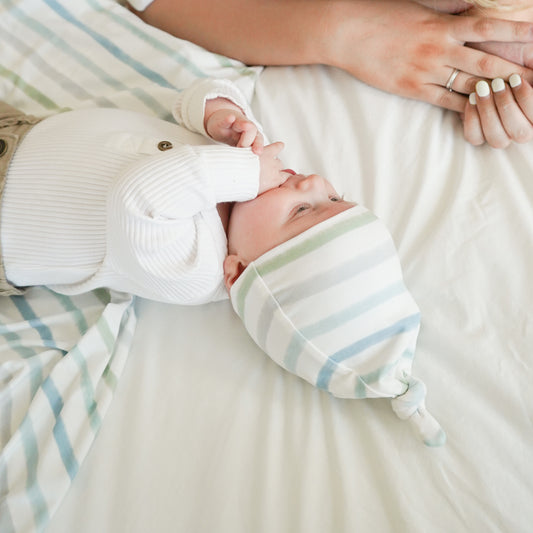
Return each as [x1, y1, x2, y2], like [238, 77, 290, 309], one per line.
[42, 378, 80, 480]
[86, 0, 210, 78]
[44, 0, 178, 91]
[0, 1, 258, 531]
[10, 296, 65, 352]
[3, 0, 170, 116]
[20, 417, 49, 528]
[2, 27, 117, 109]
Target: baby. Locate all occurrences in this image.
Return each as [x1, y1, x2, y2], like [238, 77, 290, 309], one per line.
[0, 78, 353, 303]
[0, 79, 443, 444]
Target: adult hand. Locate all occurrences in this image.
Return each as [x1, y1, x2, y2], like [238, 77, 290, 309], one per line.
[464, 75, 533, 148]
[327, 0, 533, 112]
[136, 0, 533, 113]
[462, 9, 533, 148]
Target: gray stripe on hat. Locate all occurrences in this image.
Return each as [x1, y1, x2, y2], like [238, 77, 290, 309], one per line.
[275, 241, 396, 306]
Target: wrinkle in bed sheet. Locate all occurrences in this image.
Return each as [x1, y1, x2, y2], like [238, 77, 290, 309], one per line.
[1, 1, 532, 532]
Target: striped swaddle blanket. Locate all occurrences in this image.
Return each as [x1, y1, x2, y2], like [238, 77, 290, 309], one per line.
[0, 0, 261, 531]
[231, 206, 445, 446]
[0, 288, 136, 533]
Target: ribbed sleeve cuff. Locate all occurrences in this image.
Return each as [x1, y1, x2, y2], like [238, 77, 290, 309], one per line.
[196, 145, 260, 203]
[173, 78, 261, 139]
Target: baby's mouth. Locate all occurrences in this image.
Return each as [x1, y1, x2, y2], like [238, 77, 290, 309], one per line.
[283, 169, 296, 175]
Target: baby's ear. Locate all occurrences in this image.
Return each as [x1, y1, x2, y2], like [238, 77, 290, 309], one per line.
[223, 255, 247, 292]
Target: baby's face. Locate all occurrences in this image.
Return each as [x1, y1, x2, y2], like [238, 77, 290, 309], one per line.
[227, 172, 355, 265]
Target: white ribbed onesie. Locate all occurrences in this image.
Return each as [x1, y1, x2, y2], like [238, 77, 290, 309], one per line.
[0, 79, 260, 304]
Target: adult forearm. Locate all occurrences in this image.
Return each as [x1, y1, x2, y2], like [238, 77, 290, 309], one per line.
[136, 0, 343, 66]
[134, 0, 533, 114]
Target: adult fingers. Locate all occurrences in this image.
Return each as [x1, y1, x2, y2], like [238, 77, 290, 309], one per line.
[491, 77, 533, 144]
[450, 15, 533, 46]
[473, 80, 511, 148]
[453, 44, 533, 87]
[423, 83, 468, 113]
[440, 67, 478, 95]
[508, 73, 533, 122]
[463, 94, 485, 146]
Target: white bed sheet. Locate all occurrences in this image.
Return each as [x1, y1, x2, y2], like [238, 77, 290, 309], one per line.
[0, 1, 531, 532]
[50, 66, 533, 533]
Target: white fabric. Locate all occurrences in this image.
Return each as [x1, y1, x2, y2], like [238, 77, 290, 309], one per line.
[2, 80, 260, 304]
[126, 0, 154, 11]
[1, 1, 532, 533]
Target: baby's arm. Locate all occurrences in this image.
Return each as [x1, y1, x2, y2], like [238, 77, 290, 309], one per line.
[175, 78, 289, 192]
[173, 78, 263, 144]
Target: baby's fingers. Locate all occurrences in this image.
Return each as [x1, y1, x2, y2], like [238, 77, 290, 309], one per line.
[232, 118, 258, 148]
[250, 131, 264, 154]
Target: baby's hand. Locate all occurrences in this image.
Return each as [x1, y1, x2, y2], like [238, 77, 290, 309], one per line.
[463, 75, 533, 148]
[205, 98, 264, 154]
[258, 142, 291, 194]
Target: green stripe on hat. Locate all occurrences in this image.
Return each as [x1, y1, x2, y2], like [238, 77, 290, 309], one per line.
[235, 264, 259, 318]
[257, 209, 376, 277]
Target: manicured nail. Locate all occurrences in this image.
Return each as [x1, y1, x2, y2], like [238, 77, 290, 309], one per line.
[469, 93, 476, 105]
[491, 78, 505, 93]
[476, 80, 490, 97]
[509, 73, 522, 88]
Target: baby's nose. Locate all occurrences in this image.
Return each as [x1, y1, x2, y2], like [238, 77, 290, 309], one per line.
[295, 174, 322, 190]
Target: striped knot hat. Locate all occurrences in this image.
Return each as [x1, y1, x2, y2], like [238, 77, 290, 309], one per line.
[230, 205, 445, 446]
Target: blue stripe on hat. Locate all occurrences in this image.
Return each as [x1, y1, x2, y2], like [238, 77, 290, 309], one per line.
[315, 313, 420, 391]
[354, 348, 414, 398]
[283, 282, 407, 372]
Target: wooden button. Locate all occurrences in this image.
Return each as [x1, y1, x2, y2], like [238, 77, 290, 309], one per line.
[158, 140, 173, 151]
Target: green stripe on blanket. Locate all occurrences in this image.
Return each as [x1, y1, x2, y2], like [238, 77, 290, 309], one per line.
[0, 0, 261, 531]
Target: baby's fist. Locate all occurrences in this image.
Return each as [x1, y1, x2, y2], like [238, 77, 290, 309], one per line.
[258, 142, 290, 194]
[205, 105, 264, 153]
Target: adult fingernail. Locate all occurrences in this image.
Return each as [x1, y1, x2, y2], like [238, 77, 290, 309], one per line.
[491, 78, 505, 93]
[509, 73, 522, 88]
[476, 80, 490, 97]
[469, 93, 476, 105]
